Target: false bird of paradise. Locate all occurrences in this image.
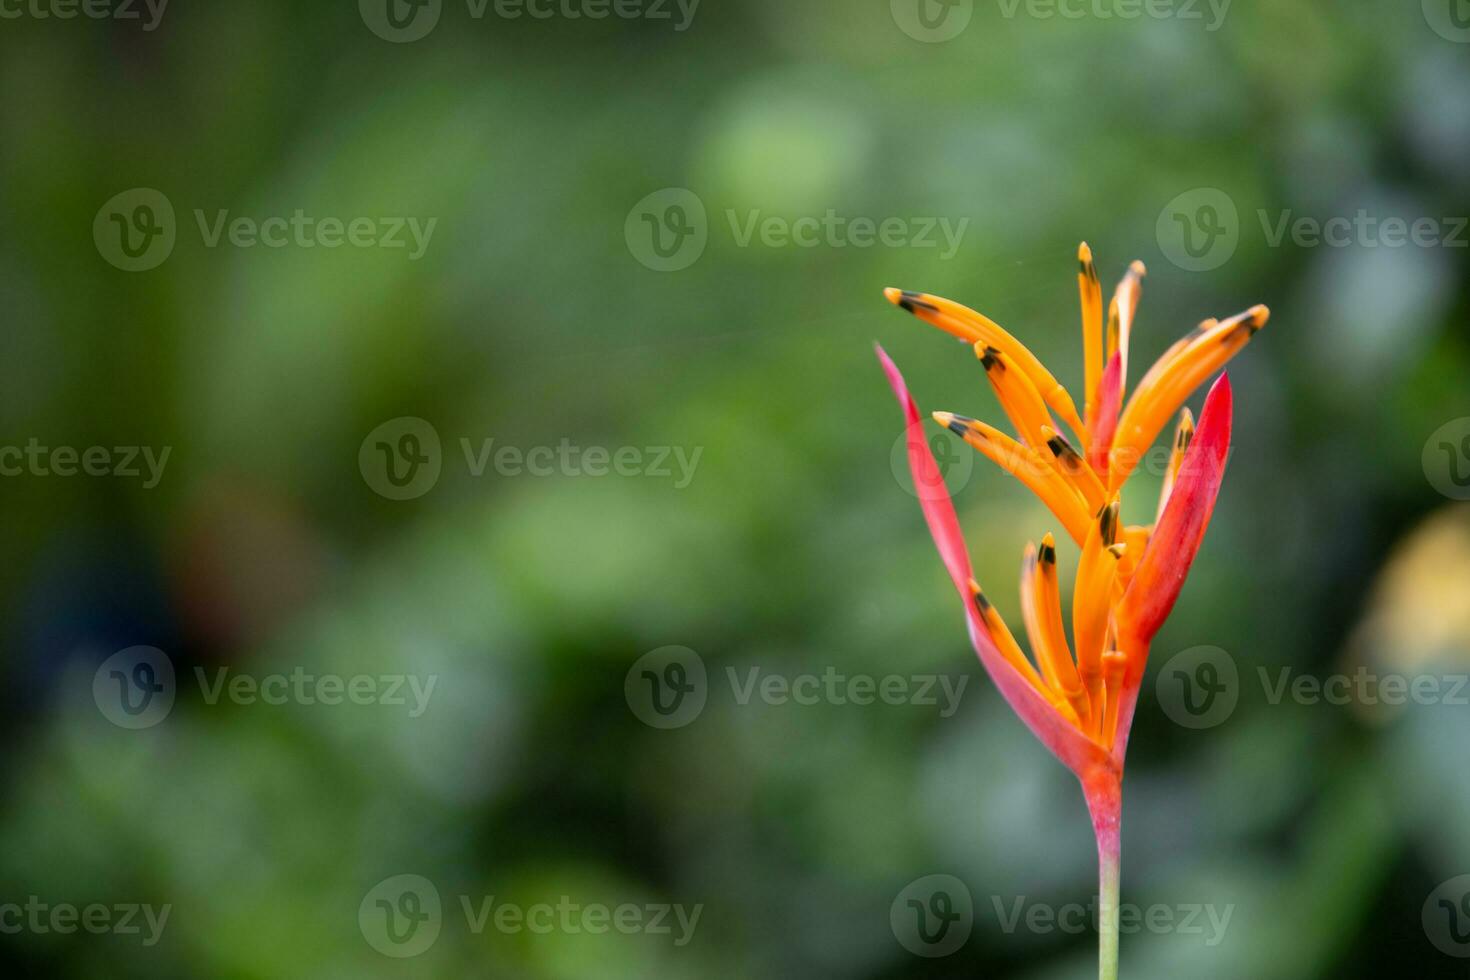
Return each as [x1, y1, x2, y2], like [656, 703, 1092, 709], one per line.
[878, 244, 1267, 979]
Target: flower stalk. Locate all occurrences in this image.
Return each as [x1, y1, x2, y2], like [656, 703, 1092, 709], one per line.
[1085, 759, 1124, 979]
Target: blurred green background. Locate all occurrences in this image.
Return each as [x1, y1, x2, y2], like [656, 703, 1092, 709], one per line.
[1, 0, 1469, 977]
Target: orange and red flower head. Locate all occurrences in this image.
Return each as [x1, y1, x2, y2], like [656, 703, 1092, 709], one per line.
[879, 244, 1266, 781]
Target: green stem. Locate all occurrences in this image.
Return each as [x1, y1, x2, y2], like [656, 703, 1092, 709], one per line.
[1097, 839, 1121, 980]
[1083, 767, 1123, 980]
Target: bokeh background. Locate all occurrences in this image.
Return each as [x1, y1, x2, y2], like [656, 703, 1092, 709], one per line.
[1, 0, 1469, 976]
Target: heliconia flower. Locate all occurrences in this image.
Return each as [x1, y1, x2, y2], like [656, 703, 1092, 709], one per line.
[878, 243, 1267, 980]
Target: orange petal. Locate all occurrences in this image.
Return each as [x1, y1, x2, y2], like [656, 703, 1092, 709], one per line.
[1073, 500, 1120, 722]
[1099, 644, 1129, 750]
[1110, 306, 1265, 488]
[1041, 424, 1108, 512]
[1155, 408, 1195, 522]
[1023, 535, 1092, 726]
[1116, 524, 1150, 583]
[1133, 317, 1212, 395]
[887, 287, 1089, 446]
[1078, 243, 1104, 428]
[1107, 260, 1145, 404]
[933, 412, 1092, 545]
[977, 345, 1058, 453]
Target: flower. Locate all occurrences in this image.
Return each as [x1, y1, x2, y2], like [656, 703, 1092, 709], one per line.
[877, 243, 1267, 978]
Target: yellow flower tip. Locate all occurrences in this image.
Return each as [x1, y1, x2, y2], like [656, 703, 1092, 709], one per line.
[1040, 424, 1079, 462]
[1175, 416, 1195, 450]
[1129, 259, 1147, 277]
[883, 288, 944, 318]
[931, 410, 957, 432]
[1100, 499, 1120, 544]
[967, 577, 989, 616]
[1078, 241, 1093, 263]
[1039, 531, 1057, 562]
[974, 343, 1004, 371]
[1248, 304, 1270, 330]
